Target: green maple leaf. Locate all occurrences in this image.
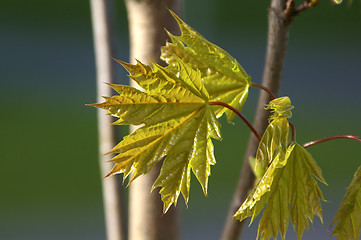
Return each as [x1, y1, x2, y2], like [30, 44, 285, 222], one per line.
[90, 58, 222, 212]
[331, 165, 361, 240]
[234, 144, 327, 240]
[161, 10, 251, 121]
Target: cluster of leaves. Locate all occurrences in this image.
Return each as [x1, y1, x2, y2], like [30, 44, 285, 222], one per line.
[90, 11, 361, 240]
[234, 97, 327, 240]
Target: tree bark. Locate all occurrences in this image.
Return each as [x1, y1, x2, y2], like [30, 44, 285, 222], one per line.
[90, 0, 126, 240]
[220, 1, 291, 239]
[125, 1, 182, 240]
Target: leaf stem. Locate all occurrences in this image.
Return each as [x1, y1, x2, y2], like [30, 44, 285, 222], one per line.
[289, 121, 296, 142]
[250, 83, 277, 100]
[302, 135, 361, 148]
[209, 101, 262, 142]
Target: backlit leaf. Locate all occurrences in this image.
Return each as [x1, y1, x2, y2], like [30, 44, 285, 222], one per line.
[90, 58, 222, 212]
[233, 144, 327, 240]
[331, 165, 361, 240]
[161, 10, 251, 121]
[265, 96, 294, 121]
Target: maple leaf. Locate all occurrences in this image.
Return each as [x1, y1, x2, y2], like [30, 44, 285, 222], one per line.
[89, 58, 222, 212]
[233, 143, 327, 240]
[331, 165, 361, 240]
[161, 10, 251, 121]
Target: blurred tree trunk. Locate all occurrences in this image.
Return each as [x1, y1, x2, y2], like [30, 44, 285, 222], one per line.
[125, 1, 183, 240]
[90, 0, 126, 240]
[221, 1, 291, 239]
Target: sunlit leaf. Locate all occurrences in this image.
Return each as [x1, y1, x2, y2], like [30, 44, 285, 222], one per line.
[161, 10, 251, 121]
[233, 144, 327, 240]
[331, 165, 361, 240]
[265, 96, 294, 121]
[90, 58, 222, 212]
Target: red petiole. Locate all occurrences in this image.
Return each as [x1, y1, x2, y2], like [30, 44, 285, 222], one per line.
[302, 135, 361, 148]
[250, 83, 277, 100]
[209, 101, 262, 142]
[212, 85, 361, 150]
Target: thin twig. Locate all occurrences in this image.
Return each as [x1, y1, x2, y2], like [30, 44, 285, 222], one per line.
[303, 135, 361, 148]
[209, 101, 262, 142]
[125, 1, 182, 240]
[90, 0, 126, 239]
[294, 0, 319, 15]
[283, 0, 319, 21]
[251, 83, 277, 100]
[284, 0, 295, 16]
[220, 1, 292, 239]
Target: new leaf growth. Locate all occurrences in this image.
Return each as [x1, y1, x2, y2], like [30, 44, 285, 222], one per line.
[234, 97, 327, 240]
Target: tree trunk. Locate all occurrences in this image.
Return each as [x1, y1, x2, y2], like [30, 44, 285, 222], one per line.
[90, 0, 126, 239]
[221, 1, 291, 239]
[125, 1, 182, 240]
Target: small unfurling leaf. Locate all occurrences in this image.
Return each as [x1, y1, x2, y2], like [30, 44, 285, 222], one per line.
[331, 165, 361, 240]
[265, 96, 294, 121]
[233, 144, 327, 240]
[161, 10, 251, 121]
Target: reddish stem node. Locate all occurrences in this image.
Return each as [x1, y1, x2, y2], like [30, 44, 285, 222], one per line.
[209, 101, 262, 143]
[302, 135, 361, 148]
[250, 83, 277, 100]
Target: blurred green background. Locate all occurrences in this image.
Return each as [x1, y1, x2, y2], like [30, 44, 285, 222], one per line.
[1, 0, 360, 239]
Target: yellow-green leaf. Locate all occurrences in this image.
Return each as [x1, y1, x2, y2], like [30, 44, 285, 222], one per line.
[233, 144, 327, 240]
[93, 59, 207, 126]
[90, 59, 222, 212]
[117, 59, 204, 101]
[265, 96, 294, 121]
[161, 10, 251, 121]
[152, 105, 221, 211]
[92, 83, 203, 126]
[331, 165, 361, 240]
